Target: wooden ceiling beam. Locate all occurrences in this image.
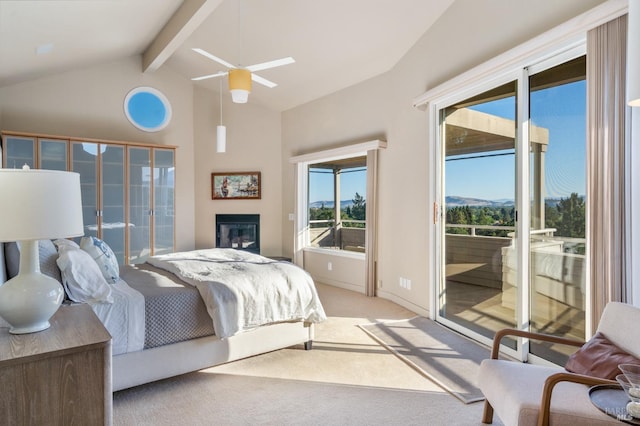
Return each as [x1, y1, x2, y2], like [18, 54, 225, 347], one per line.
[143, 0, 223, 73]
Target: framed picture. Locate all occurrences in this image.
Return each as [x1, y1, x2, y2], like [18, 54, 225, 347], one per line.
[212, 172, 261, 200]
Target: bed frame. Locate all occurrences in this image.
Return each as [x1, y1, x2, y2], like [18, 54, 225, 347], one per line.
[0, 243, 314, 392]
[113, 320, 313, 391]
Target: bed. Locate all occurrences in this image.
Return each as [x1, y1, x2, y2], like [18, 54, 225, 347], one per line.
[0, 240, 326, 392]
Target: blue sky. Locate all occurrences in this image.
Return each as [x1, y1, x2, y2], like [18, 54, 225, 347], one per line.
[309, 167, 366, 203]
[446, 80, 586, 201]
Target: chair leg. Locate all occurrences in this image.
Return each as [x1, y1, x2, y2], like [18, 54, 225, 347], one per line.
[482, 400, 494, 424]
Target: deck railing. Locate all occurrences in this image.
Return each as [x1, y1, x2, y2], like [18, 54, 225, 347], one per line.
[309, 219, 366, 252]
[445, 223, 586, 307]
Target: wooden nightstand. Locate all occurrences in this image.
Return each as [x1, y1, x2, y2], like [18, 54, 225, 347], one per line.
[0, 303, 112, 425]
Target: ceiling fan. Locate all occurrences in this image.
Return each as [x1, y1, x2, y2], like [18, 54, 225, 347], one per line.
[191, 48, 295, 103]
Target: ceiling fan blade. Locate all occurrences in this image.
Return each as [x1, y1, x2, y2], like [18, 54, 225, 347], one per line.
[191, 71, 228, 81]
[192, 48, 237, 69]
[246, 57, 295, 72]
[251, 73, 278, 88]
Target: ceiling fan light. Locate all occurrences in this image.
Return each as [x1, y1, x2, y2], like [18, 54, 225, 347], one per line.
[230, 89, 249, 103]
[229, 69, 252, 103]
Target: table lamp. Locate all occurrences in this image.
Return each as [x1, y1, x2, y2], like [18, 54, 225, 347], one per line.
[0, 167, 83, 334]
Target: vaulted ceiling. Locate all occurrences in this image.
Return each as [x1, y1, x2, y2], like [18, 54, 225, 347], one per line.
[0, 0, 454, 111]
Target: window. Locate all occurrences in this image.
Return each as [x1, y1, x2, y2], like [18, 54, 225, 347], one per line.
[308, 157, 367, 253]
[290, 140, 386, 296]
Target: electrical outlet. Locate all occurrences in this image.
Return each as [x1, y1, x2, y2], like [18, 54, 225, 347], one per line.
[399, 277, 412, 290]
[288, 213, 295, 221]
[327, 262, 332, 271]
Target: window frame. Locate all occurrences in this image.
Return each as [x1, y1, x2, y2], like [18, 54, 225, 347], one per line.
[290, 140, 386, 296]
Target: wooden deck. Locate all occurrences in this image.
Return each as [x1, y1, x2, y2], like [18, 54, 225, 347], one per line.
[442, 280, 585, 364]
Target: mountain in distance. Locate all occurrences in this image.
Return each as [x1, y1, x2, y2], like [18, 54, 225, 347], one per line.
[310, 200, 355, 209]
[445, 195, 585, 208]
[445, 196, 514, 207]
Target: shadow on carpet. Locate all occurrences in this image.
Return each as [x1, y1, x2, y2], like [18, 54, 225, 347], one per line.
[359, 317, 490, 404]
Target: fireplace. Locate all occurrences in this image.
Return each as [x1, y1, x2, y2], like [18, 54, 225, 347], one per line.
[216, 214, 260, 254]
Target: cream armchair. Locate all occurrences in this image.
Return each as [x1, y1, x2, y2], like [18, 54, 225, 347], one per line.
[479, 302, 640, 426]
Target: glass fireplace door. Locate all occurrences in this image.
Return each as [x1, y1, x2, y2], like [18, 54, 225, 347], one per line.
[216, 214, 260, 254]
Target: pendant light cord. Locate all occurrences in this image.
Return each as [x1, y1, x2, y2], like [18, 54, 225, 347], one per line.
[219, 78, 223, 125]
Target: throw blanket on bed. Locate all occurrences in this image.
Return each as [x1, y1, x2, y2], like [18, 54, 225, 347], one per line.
[147, 249, 327, 338]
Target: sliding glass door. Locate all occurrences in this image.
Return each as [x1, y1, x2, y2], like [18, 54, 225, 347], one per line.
[436, 51, 587, 363]
[439, 81, 518, 348]
[527, 56, 587, 364]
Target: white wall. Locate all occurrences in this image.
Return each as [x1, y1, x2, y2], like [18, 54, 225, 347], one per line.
[0, 56, 196, 252]
[303, 250, 366, 294]
[193, 87, 284, 256]
[281, 0, 607, 315]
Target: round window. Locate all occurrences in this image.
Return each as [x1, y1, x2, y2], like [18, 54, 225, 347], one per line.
[123, 87, 172, 132]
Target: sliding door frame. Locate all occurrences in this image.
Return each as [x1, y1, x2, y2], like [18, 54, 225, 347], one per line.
[418, 0, 626, 361]
[429, 69, 527, 361]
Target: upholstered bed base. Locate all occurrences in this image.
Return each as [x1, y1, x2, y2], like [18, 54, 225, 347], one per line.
[113, 320, 314, 391]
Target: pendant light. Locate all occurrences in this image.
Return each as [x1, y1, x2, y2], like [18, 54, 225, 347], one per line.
[217, 78, 226, 153]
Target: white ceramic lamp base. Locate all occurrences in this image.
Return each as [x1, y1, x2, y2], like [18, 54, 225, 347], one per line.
[0, 240, 64, 334]
[0, 272, 64, 334]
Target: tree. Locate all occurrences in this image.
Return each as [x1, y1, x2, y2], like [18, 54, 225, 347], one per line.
[556, 193, 585, 238]
[309, 204, 334, 228]
[350, 192, 366, 221]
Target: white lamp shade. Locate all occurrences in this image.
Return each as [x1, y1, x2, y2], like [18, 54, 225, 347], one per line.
[217, 125, 227, 153]
[230, 89, 249, 103]
[0, 169, 84, 241]
[628, 0, 640, 106]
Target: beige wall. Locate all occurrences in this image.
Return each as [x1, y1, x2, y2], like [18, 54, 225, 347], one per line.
[193, 87, 283, 256]
[281, 0, 606, 315]
[0, 56, 196, 252]
[303, 250, 365, 294]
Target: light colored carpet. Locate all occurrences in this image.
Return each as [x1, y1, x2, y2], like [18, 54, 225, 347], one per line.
[113, 283, 499, 425]
[360, 316, 490, 404]
[114, 373, 463, 426]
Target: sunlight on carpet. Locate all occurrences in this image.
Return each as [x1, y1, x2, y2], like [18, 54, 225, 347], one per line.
[359, 316, 490, 403]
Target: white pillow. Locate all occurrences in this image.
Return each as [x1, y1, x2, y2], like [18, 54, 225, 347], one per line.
[56, 245, 113, 304]
[79, 236, 119, 284]
[53, 238, 80, 250]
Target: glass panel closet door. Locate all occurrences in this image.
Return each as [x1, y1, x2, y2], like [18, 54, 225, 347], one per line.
[39, 139, 68, 171]
[71, 142, 99, 240]
[101, 145, 126, 264]
[128, 147, 151, 264]
[4, 136, 35, 169]
[440, 81, 518, 346]
[153, 148, 175, 256]
[528, 56, 587, 364]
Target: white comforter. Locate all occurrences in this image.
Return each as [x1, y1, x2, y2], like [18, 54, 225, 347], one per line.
[147, 249, 327, 338]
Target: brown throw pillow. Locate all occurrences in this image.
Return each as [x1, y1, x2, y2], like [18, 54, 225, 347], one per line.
[565, 332, 640, 379]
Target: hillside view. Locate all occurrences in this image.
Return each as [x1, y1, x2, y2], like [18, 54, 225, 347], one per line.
[309, 192, 366, 228]
[446, 192, 585, 244]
